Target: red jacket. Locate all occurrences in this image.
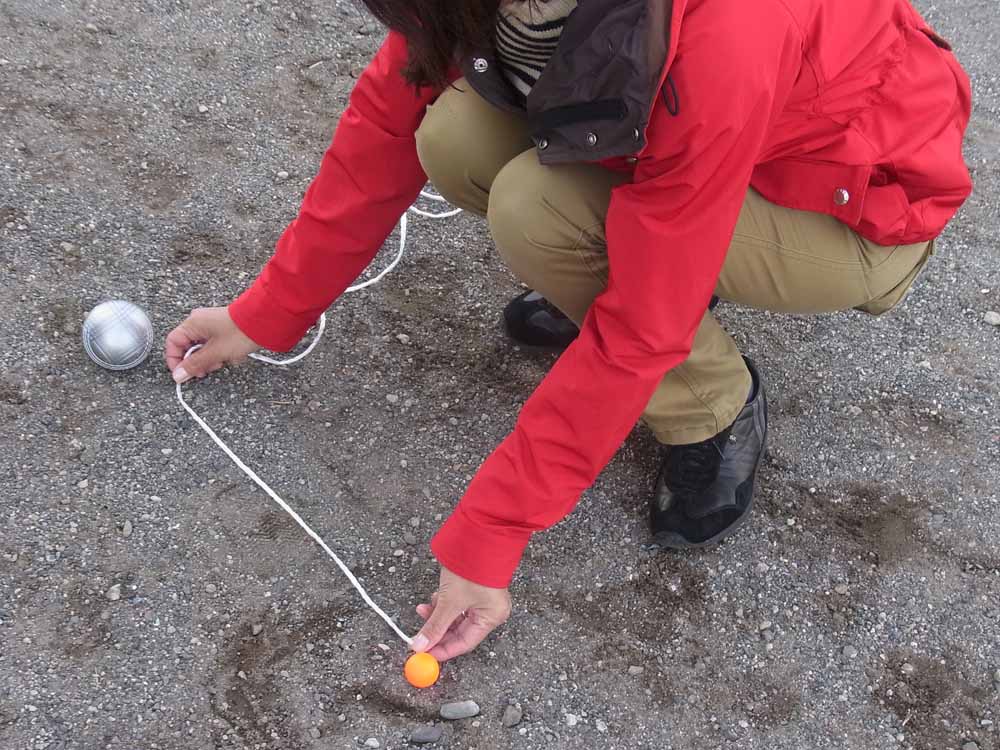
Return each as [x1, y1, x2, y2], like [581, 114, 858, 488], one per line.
[230, 0, 971, 588]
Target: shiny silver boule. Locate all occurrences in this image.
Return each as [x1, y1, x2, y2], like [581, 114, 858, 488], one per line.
[81, 300, 154, 371]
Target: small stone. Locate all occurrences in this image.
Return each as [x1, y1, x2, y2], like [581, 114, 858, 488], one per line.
[900, 662, 915, 675]
[410, 725, 443, 744]
[386, 394, 399, 404]
[565, 713, 579, 727]
[161, 448, 173, 456]
[84, 23, 99, 33]
[198, 104, 209, 114]
[843, 645, 858, 659]
[993, 668, 1000, 683]
[848, 405, 863, 416]
[105, 584, 122, 601]
[121, 520, 133, 538]
[440, 700, 480, 720]
[364, 739, 380, 748]
[759, 620, 773, 631]
[984, 311, 1000, 326]
[252, 623, 263, 636]
[80, 447, 98, 465]
[786, 518, 796, 526]
[142, 422, 154, 433]
[276, 170, 290, 181]
[755, 562, 769, 573]
[403, 532, 417, 545]
[502, 704, 523, 727]
[309, 727, 321, 739]
[205, 583, 217, 594]
[409, 517, 421, 528]
[448, 417, 459, 426]
[396, 333, 411, 344]
[596, 719, 608, 733]
[834, 584, 849, 595]
[962, 743, 979, 750]
[393, 549, 404, 557]
[77, 479, 89, 489]
[627, 665, 644, 675]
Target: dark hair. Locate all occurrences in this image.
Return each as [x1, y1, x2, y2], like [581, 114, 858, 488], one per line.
[360, 0, 501, 89]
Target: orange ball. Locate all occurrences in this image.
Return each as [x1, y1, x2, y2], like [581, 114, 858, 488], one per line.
[404, 652, 440, 688]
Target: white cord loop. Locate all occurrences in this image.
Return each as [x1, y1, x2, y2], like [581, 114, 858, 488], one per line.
[177, 189, 460, 645]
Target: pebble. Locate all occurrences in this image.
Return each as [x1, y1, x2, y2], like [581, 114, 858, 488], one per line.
[396, 333, 411, 344]
[77, 479, 89, 490]
[984, 311, 1000, 326]
[440, 700, 480, 720]
[627, 665, 644, 675]
[502, 704, 523, 727]
[105, 584, 122, 601]
[409, 725, 443, 744]
[80, 447, 97, 465]
[843, 645, 858, 659]
[962, 743, 979, 750]
[403, 532, 417, 545]
[121, 520, 133, 538]
[565, 713, 579, 727]
[834, 584, 849, 595]
[205, 583, 217, 594]
[596, 719, 608, 733]
[364, 739, 380, 748]
[759, 620, 773, 631]
[900, 662, 915, 675]
[198, 104, 209, 114]
[84, 22, 99, 33]
[308, 727, 321, 739]
[993, 668, 1000, 683]
[409, 517, 421, 528]
[755, 562, 769, 573]
[252, 623, 263, 636]
[386, 394, 399, 404]
[276, 170, 290, 181]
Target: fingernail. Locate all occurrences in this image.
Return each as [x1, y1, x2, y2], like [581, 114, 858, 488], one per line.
[172, 366, 190, 384]
[411, 634, 429, 652]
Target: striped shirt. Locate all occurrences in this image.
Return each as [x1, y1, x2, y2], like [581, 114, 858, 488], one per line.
[496, 0, 578, 103]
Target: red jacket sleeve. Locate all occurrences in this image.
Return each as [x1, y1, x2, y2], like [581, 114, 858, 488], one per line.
[432, 12, 804, 587]
[229, 31, 438, 351]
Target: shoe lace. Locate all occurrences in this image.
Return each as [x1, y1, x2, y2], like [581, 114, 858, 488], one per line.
[665, 431, 729, 493]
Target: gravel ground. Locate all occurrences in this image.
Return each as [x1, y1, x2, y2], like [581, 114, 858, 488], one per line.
[1, 1, 998, 749]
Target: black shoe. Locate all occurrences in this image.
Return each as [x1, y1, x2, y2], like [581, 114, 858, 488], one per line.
[503, 292, 721, 351]
[650, 356, 767, 549]
[503, 290, 579, 350]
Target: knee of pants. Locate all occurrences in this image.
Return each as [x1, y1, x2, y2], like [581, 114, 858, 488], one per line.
[487, 155, 551, 288]
[414, 96, 475, 209]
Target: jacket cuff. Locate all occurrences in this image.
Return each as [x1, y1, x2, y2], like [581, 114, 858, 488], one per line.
[430, 507, 531, 589]
[228, 280, 315, 353]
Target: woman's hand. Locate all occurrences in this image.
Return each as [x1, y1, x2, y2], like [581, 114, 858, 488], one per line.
[411, 565, 511, 662]
[165, 307, 259, 383]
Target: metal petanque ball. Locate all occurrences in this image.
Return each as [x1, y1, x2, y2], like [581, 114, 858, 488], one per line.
[81, 300, 154, 371]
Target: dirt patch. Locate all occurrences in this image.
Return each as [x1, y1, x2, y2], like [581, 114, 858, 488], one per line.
[874, 650, 995, 750]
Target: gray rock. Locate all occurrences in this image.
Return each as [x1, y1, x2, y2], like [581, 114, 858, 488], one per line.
[984, 310, 1000, 326]
[410, 725, 443, 744]
[121, 519, 133, 538]
[842, 645, 859, 659]
[565, 713, 579, 727]
[440, 700, 480, 720]
[252, 623, 263, 636]
[993, 668, 1000, 683]
[403, 532, 417, 545]
[596, 719, 608, 733]
[105, 584, 122, 601]
[502, 703, 523, 728]
[900, 662, 915, 675]
[627, 665, 644, 675]
[308, 726, 321, 739]
[205, 583, 217, 594]
[834, 584, 849, 595]
[962, 742, 979, 750]
[363, 739, 379, 748]
[80, 447, 97, 465]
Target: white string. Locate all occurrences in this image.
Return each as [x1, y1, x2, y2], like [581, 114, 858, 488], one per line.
[177, 189, 461, 645]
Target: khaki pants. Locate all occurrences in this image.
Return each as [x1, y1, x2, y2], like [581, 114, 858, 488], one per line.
[415, 80, 933, 445]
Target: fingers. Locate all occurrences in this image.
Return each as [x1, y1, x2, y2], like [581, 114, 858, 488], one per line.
[411, 597, 465, 654]
[164, 319, 200, 372]
[428, 616, 495, 662]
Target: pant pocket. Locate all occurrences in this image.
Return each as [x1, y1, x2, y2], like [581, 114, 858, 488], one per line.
[855, 240, 934, 316]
